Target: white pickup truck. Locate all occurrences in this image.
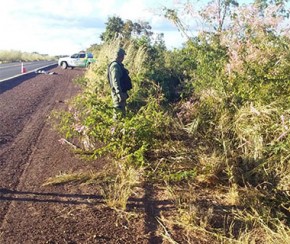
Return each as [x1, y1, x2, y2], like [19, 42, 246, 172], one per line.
[58, 52, 96, 69]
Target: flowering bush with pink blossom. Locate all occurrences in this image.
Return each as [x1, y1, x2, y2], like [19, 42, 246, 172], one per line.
[220, 3, 290, 103]
[163, 1, 290, 241]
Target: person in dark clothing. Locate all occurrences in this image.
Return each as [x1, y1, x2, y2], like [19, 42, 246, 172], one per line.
[108, 48, 132, 118]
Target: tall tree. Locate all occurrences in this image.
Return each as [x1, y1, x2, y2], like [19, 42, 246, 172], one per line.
[100, 16, 125, 42]
[100, 17, 155, 43]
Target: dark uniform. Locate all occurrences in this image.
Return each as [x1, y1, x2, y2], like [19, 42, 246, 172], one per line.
[108, 48, 130, 118]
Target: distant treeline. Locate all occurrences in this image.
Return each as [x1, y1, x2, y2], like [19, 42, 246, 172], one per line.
[0, 50, 57, 63]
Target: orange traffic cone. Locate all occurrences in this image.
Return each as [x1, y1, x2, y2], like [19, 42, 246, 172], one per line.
[21, 62, 26, 73]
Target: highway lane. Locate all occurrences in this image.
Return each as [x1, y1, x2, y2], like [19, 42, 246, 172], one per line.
[0, 61, 57, 81]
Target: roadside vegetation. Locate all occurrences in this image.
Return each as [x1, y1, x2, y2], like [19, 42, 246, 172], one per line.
[0, 50, 56, 63]
[48, 0, 290, 243]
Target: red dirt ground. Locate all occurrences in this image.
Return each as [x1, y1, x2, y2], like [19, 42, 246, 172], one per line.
[0, 67, 174, 243]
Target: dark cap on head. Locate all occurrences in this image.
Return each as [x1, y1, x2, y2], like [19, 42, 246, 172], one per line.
[117, 48, 126, 57]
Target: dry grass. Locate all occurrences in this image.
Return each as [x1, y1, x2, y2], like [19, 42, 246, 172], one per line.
[100, 161, 143, 211]
[0, 49, 56, 62]
[231, 209, 290, 244]
[42, 171, 95, 186]
[43, 161, 143, 212]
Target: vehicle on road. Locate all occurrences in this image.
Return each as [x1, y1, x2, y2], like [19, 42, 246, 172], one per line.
[58, 52, 96, 69]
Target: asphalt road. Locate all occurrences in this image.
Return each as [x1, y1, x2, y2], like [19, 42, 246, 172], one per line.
[0, 61, 57, 81]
